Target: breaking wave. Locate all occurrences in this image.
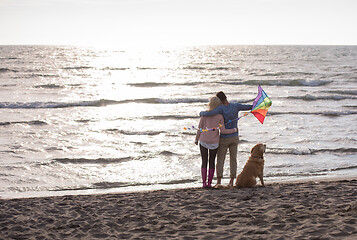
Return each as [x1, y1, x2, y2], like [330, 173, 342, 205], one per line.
[0, 68, 17, 73]
[137, 67, 158, 70]
[52, 157, 133, 164]
[321, 90, 357, 96]
[51, 178, 197, 192]
[265, 172, 328, 178]
[250, 71, 314, 77]
[0, 99, 121, 109]
[127, 82, 171, 87]
[266, 165, 357, 178]
[106, 129, 165, 136]
[0, 84, 16, 87]
[101, 67, 129, 71]
[62, 66, 93, 70]
[128, 81, 205, 87]
[144, 115, 197, 120]
[288, 94, 357, 101]
[34, 84, 65, 89]
[268, 111, 357, 117]
[219, 79, 331, 87]
[267, 147, 357, 155]
[0, 98, 208, 109]
[0, 120, 47, 126]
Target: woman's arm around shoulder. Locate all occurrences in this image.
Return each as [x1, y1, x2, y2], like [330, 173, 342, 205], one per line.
[217, 114, 237, 134]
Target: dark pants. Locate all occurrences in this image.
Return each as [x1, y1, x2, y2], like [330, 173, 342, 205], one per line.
[200, 144, 218, 169]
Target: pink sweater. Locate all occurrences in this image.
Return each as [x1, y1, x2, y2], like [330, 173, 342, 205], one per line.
[195, 114, 237, 144]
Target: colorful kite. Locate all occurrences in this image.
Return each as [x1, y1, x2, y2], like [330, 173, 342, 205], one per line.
[184, 85, 272, 132]
[251, 85, 272, 124]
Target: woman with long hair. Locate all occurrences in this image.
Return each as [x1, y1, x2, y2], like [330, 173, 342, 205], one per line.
[195, 96, 238, 188]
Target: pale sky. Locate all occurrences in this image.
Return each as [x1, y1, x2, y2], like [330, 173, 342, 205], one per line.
[0, 0, 356, 46]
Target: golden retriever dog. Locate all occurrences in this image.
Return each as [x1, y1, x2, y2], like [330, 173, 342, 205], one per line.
[215, 143, 266, 189]
[235, 143, 266, 188]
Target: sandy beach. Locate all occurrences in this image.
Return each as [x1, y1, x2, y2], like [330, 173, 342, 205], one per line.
[1, 179, 356, 239]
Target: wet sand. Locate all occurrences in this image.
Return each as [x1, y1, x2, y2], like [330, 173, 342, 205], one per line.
[1, 179, 356, 239]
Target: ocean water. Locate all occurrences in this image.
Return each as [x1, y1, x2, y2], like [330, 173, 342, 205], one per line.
[0, 45, 356, 199]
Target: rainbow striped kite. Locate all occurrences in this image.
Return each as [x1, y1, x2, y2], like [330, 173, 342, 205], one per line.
[251, 85, 272, 124]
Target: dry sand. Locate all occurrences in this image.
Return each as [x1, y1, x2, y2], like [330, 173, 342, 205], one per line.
[1, 179, 356, 239]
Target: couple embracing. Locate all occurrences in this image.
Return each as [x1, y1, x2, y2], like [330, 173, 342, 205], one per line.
[195, 91, 252, 188]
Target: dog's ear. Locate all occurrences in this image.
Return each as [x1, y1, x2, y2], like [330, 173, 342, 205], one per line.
[251, 144, 257, 154]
